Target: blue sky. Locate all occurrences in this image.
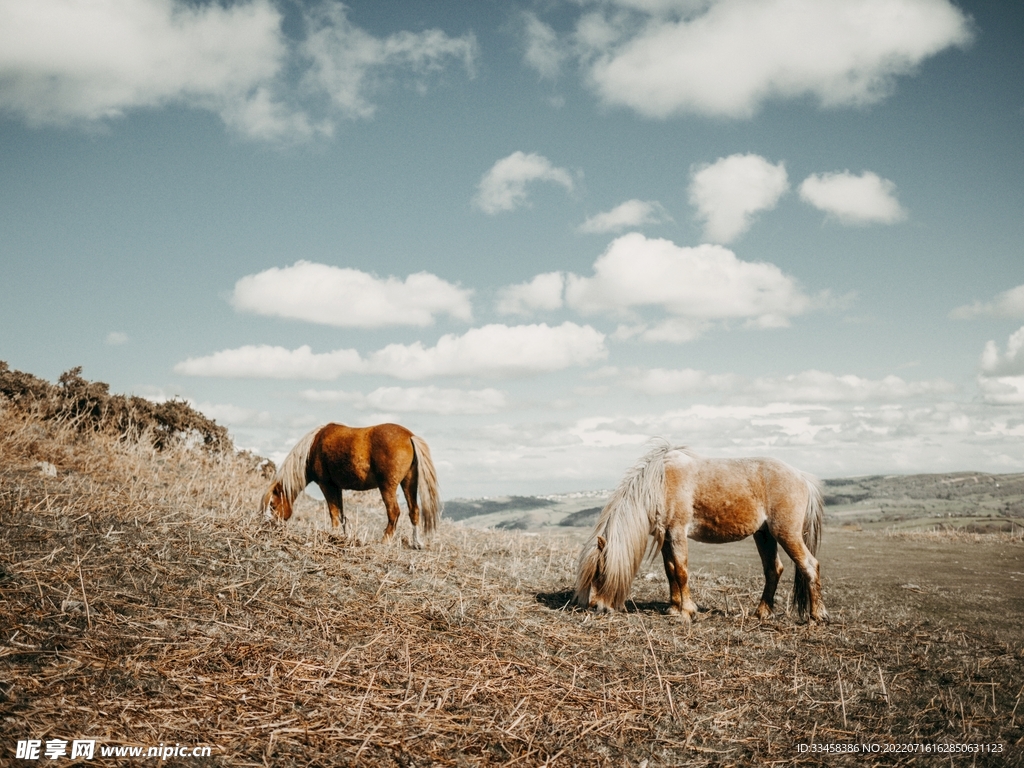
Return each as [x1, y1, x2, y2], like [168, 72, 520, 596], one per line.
[1, 0, 1022, 497]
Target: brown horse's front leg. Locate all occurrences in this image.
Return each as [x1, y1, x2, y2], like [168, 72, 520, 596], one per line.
[753, 525, 784, 619]
[661, 529, 697, 622]
[321, 483, 347, 535]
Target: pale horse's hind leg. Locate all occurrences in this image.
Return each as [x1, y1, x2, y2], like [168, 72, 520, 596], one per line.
[400, 471, 422, 550]
[661, 524, 699, 623]
[773, 528, 829, 623]
[320, 482, 349, 537]
[753, 524, 784, 619]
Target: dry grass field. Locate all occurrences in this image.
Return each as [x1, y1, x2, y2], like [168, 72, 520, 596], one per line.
[2, 372, 1023, 766]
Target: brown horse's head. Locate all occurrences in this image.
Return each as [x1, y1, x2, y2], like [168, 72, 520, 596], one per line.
[261, 480, 293, 522]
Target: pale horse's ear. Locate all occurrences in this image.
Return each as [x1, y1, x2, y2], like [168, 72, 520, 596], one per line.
[597, 536, 606, 551]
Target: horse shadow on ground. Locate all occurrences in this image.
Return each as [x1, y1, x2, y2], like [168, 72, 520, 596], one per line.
[534, 590, 722, 618]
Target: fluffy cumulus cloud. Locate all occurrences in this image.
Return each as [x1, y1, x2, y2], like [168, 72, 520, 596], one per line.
[176, 322, 606, 380]
[302, 385, 507, 415]
[564, 233, 812, 336]
[368, 322, 606, 379]
[495, 272, 565, 315]
[230, 261, 472, 327]
[977, 376, 1024, 406]
[688, 154, 788, 242]
[473, 151, 574, 214]
[950, 284, 1024, 320]
[578, 199, 669, 234]
[0, 0, 475, 140]
[979, 327, 1024, 378]
[174, 344, 363, 380]
[576, 0, 973, 118]
[798, 171, 907, 225]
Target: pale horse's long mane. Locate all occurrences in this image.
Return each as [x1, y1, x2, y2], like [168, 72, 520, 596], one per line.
[574, 440, 693, 610]
[271, 425, 321, 505]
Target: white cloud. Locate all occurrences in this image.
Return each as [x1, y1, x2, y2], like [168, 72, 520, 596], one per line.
[192, 401, 272, 426]
[174, 344, 364, 379]
[627, 368, 741, 396]
[230, 261, 472, 327]
[495, 272, 565, 315]
[368, 322, 607, 379]
[175, 322, 606, 380]
[0, 0, 284, 127]
[799, 170, 907, 225]
[578, 0, 973, 118]
[105, 331, 129, 346]
[578, 199, 669, 234]
[626, 367, 955, 401]
[0, 0, 475, 141]
[977, 375, 1024, 406]
[979, 326, 1024, 377]
[522, 12, 566, 80]
[300, 2, 476, 120]
[302, 385, 507, 415]
[564, 233, 812, 333]
[689, 154, 788, 242]
[747, 370, 955, 402]
[950, 285, 1024, 320]
[473, 151, 574, 214]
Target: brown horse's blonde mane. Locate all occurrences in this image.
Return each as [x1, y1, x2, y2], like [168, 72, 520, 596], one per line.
[272, 426, 320, 503]
[574, 440, 690, 610]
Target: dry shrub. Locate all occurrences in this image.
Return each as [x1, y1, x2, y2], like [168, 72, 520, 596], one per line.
[1, 404, 1022, 766]
[0, 361, 232, 452]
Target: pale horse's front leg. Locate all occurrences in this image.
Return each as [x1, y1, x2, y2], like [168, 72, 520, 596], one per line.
[661, 525, 698, 623]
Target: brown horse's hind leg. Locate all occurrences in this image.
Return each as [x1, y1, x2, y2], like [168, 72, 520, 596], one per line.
[401, 471, 421, 550]
[753, 525, 784, 619]
[320, 483, 347, 535]
[379, 483, 404, 545]
[661, 527, 698, 623]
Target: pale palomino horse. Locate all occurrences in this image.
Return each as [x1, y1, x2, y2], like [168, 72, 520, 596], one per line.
[261, 423, 442, 549]
[574, 442, 828, 623]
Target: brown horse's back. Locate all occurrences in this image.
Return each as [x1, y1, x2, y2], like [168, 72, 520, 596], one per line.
[309, 423, 415, 490]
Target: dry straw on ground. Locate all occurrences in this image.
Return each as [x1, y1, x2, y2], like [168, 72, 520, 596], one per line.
[1, 373, 1023, 765]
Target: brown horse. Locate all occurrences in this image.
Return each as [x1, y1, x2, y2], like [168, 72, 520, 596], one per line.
[261, 423, 442, 548]
[574, 441, 828, 623]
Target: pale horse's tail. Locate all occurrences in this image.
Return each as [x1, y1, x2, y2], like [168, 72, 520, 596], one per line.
[791, 473, 824, 618]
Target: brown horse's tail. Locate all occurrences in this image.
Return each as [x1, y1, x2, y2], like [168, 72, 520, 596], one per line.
[411, 435, 442, 534]
[793, 474, 824, 618]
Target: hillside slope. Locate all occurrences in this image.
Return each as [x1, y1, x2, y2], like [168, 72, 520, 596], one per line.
[2, 368, 1022, 765]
